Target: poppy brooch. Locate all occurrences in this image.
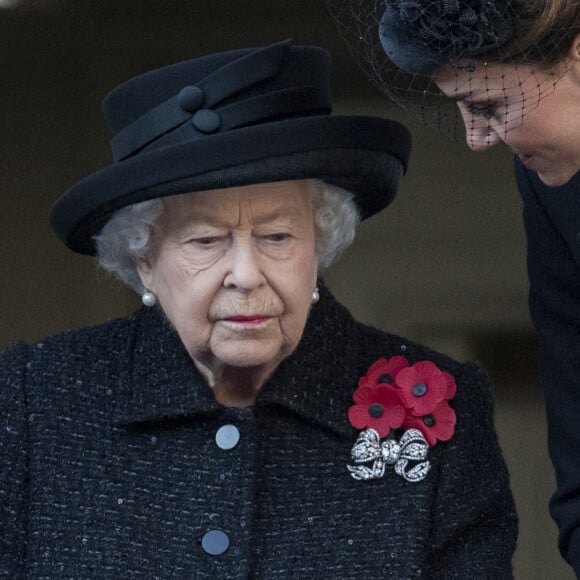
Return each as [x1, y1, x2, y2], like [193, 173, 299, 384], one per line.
[347, 355, 456, 483]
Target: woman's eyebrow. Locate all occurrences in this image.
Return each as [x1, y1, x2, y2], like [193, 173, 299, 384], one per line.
[248, 199, 303, 223]
[453, 93, 498, 105]
[449, 91, 471, 101]
[173, 204, 302, 229]
[252, 207, 301, 223]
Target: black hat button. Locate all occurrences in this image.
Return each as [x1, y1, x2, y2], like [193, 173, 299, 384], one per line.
[178, 85, 204, 112]
[192, 109, 221, 133]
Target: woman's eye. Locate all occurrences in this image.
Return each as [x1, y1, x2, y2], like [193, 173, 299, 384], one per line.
[467, 102, 495, 119]
[265, 233, 290, 242]
[191, 236, 220, 246]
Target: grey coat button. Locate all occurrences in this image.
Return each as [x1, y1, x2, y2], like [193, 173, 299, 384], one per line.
[216, 424, 240, 450]
[202, 530, 229, 555]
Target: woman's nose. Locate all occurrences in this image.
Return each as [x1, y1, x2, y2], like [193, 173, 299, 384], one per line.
[223, 238, 265, 291]
[465, 123, 502, 152]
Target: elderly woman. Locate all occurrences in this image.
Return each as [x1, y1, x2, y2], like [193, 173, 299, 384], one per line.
[0, 40, 516, 578]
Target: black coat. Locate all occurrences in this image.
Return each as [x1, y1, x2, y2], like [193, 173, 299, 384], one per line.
[0, 285, 517, 578]
[516, 158, 580, 574]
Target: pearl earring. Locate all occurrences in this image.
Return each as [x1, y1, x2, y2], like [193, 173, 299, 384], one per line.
[312, 287, 320, 304]
[142, 290, 157, 307]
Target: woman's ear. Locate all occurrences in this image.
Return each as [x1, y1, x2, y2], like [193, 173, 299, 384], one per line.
[565, 34, 580, 86]
[136, 256, 155, 293]
[570, 34, 580, 61]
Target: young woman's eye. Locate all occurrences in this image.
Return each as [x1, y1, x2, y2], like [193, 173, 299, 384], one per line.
[467, 102, 495, 119]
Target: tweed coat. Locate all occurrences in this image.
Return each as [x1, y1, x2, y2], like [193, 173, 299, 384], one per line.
[0, 284, 517, 579]
[516, 158, 580, 574]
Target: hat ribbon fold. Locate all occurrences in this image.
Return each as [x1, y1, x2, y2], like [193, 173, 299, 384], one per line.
[111, 39, 294, 161]
[138, 86, 330, 156]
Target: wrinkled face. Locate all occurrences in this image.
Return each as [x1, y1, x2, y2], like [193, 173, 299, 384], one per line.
[434, 58, 580, 186]
[137, 180, 318, 379]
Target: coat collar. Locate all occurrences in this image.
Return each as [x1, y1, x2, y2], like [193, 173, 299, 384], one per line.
[113, 283, 363, 439]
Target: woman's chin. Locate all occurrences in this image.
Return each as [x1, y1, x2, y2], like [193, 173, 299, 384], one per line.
[211, 339, 287, 373]
[536, 165, 580, 187]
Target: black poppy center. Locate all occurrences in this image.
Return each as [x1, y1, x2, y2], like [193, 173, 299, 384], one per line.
[413, 382, 428, 397]
[378, 374, 393, 384]
[369, 403, 384, 418]
[423, 414, 436, 427]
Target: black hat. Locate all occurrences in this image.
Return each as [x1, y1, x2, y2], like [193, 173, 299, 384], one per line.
[50, 39, 411, 255]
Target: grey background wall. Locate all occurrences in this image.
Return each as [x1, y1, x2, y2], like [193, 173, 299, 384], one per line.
[0, 1, 571, 577]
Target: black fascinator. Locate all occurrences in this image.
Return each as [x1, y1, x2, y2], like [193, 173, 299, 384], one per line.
[327, 0, 577, 141]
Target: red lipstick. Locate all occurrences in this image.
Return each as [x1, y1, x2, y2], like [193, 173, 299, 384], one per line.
[225, 316, 269, 324]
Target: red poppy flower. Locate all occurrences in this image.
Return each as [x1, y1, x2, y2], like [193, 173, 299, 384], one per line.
[403, 401, 457, 447]
[358, 356, 409, 389]
[442, 371, 457, 399]
[348, 384, 405, 438]
[395, 361, 448, 416]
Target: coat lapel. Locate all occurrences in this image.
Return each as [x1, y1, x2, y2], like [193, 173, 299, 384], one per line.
[113, 307, 221, 424]
[256, 284, 362, 439]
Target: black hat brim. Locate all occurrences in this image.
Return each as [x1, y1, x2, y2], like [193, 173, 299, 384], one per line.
[50, 115, 411, 255]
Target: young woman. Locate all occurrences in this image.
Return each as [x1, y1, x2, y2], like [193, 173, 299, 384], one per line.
[326, 0, 580, 574]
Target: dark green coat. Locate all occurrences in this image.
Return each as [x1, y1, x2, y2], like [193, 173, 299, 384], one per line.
[0, 285, 517, 578]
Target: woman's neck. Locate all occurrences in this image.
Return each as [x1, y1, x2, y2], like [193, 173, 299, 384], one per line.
[193, 358, 276, 407]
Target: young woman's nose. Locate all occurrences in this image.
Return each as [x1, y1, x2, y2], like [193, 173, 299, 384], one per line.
[223, 238, 266, 291]
[464, 121, 503, 152]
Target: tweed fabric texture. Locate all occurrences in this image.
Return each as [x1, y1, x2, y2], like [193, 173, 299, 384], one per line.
[516, 158, 580, 574]
[0, 284, 517, 578]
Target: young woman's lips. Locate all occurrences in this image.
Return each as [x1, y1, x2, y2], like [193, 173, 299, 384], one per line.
[518, 152, 535, 167]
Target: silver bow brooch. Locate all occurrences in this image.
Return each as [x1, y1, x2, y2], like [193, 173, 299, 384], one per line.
[347, 428, 431, 483]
